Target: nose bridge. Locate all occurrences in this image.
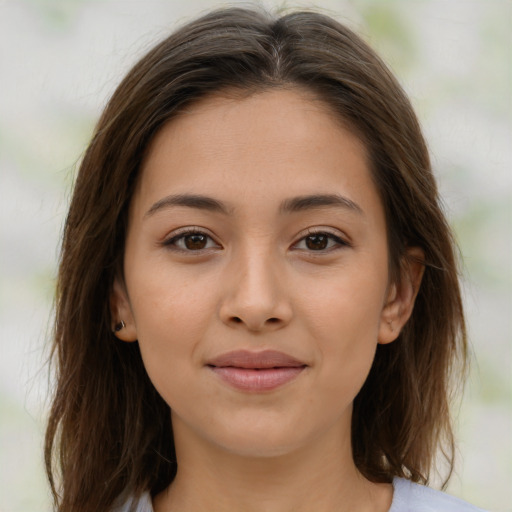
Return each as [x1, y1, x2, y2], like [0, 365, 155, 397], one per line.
[220, 239, 292, 331]
[239, 245, 277, 302]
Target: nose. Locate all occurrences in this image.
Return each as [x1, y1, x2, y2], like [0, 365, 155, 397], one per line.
[219, 249, 293, 332]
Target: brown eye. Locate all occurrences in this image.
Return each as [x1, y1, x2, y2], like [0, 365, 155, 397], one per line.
[184, 234, 208, 250]
[294, 231, 348, 252]
[305, 234, 329, 250]
[165, 230, 219, 251]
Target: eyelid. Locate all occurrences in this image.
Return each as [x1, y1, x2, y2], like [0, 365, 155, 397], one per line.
[291, 227, 352, 251]
[162, 226, 222, 251]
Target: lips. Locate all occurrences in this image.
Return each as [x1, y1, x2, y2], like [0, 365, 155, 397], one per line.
[207, 350, 307, 392]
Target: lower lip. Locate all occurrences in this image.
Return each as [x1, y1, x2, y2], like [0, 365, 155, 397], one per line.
[209, 366, 306, 392]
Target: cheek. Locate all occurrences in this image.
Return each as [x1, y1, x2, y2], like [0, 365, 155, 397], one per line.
[126, 266, 218, 390]
[301, 259, 387, 339]
[298, 263, 387, 390]
[129, 257, 218, 336]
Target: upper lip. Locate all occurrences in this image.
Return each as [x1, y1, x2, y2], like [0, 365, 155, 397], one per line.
[207, 350, 307, 369]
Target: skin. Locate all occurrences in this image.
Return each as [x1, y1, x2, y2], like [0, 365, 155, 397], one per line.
[112, 88, 424, 512]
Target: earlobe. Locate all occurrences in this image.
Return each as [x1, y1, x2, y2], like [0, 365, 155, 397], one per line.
[378, 247, 425, 345]
[110, 277, 138, 342]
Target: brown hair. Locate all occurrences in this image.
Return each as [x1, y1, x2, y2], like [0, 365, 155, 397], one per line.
[45, 6, 467, 511]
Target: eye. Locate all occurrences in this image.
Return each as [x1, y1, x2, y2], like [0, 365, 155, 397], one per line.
[293, 231, 349, 252]
[164, 229, 220, 251]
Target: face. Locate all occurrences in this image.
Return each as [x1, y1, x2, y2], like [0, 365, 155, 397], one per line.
[112, 88, 421, 458]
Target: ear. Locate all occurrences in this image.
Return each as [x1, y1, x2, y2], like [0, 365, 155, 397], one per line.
[110, 276, 138, 342]
[378, 247, 425, 344]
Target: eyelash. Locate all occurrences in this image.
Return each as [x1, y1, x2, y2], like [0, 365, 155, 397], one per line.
[162, 228, 350, 253]
[293, 229, 350, 252]
[163, 228, 220, 252]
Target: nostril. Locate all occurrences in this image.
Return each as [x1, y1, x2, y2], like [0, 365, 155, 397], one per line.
[232, 317, 243, 323]
[267, 318, 280, 324]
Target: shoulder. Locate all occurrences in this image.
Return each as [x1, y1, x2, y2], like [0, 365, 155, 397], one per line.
[112, 491, 153, 512]
[390, 477, 488, 512]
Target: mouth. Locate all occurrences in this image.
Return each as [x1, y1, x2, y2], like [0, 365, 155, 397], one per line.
[206, 350, 307, 392]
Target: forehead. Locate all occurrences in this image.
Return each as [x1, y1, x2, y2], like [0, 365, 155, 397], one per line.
[132, 88, 382, 223]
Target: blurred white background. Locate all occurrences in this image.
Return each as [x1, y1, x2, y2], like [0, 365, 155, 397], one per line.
[0, 0, 510, 511]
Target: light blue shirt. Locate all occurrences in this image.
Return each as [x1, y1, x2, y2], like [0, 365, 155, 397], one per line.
[389, 477, 487, 511]
[118, 477, 487, 511]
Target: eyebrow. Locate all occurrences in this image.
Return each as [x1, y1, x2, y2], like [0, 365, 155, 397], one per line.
[145, 194, 231, 217]
[279, 194, 363, 215]
[144, 193, 363, 218]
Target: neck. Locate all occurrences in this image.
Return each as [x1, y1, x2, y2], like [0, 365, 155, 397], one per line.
[153, 418, 393, 512]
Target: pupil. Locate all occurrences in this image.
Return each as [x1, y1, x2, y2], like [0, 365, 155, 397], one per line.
[306, 235, 328, 250]
[185, 234, 207, 250]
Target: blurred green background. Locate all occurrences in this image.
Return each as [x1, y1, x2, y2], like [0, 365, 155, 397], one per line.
[0, 0, 510, 510]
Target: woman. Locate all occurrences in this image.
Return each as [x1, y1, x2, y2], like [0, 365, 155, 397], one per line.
[45, 6, 486, 512]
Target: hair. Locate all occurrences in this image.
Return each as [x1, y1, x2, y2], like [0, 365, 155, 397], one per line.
[45, 6, 468, 512]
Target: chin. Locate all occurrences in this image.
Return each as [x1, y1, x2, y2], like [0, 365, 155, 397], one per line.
[206, 414, 322, 459]
[178, 412, 307, 459]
